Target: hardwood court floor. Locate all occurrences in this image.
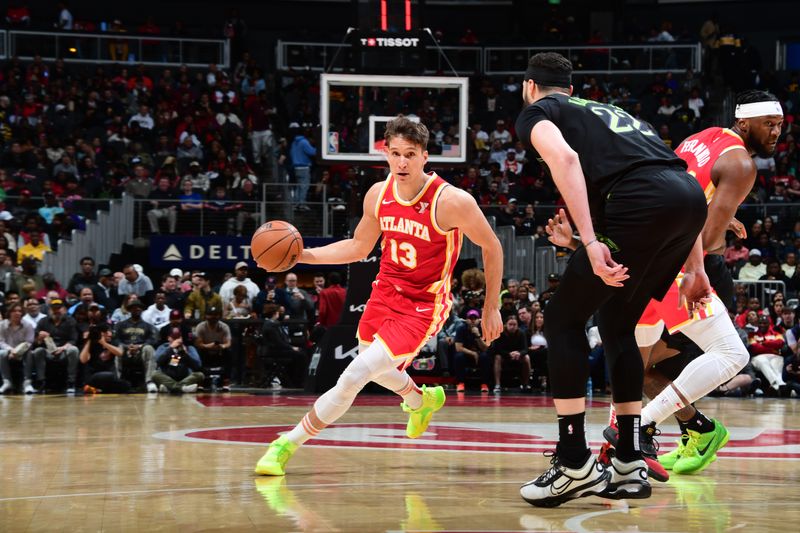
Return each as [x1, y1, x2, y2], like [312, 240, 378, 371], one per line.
[1, 391, 799, 532]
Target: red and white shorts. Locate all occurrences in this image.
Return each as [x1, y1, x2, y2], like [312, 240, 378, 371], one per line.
[635, 275, 727, 347]
[357, 281, 449, 369]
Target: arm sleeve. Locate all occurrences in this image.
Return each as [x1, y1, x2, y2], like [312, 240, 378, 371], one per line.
[514, 98, 560, 152]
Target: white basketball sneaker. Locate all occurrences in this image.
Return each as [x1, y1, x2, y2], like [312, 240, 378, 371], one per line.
[520, 451, 609, 508]
[598, 456, 651, 500]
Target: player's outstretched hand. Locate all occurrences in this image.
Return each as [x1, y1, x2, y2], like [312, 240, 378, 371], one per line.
[678, 270, 713, 313]
[546, 208, 575, 249]
[585, 241, 629, 287]
[728, 217, 747, 239]
[481, 307, 502, 344]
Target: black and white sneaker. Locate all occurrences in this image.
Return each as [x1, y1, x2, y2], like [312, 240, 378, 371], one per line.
[599, 457, 651, 500]
[520, 451, 610, 508]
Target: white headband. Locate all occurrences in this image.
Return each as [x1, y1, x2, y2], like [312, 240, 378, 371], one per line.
[735, 101, 783, 119]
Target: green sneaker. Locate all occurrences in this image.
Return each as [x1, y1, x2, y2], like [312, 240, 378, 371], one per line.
[402, 385, 446, 439]
[659, 434, 689, 470]
[255, 435, 299, 476]
[673, 420, 730, 475]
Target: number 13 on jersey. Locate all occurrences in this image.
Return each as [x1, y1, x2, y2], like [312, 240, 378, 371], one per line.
[388, 238, 417, 269]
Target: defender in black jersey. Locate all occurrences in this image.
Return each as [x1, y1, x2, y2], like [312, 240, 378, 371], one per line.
[515, 52, 710, 508]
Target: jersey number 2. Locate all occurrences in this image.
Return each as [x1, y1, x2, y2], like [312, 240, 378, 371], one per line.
[389, 239, 417, 269]
[590, 106, 654, 137]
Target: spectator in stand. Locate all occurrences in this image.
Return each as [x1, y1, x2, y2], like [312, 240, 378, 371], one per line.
[194, 306, 232, 391]
[253, 276, 280, 318]
[22, 298, 46, 330]
[748, 314, 787, 393]
[68, 287, 100, 315]
[111, 293, 139, 325]
[161, 272, 185, 311]
[0, 249, 15, 281]
[9, 257, 42, 295]
[146, 177, 178, 235]
[155, 308, 199, 359]
[0, 303, 37, 394]
[178, 178, 203, 227]
[489, 315, 531, 394]
[516, 305, 532, 333]
[56, 2, 73, 30]
[490, 119, 512, 146]
[495, 198, 519, 228]
[38, 192, 65, 224]
[261, 303, 305, 387]
[529, 310, 548, 391]
[233, 175, 261, 236]
[117, 264, 154, 302]
[32, 298, 79, 393]
[724, 237, 749, 269]
[205, 185, 237, 234]
[66, 256, 97, 298]
[759, 259, 791, 287]
[151, 326, 205, 394]
[453, 309, 491, 393]
[128, 105, 154, 131]
[6, 3, 31, 27]
[80, 323, 130, 394]
[17, 229, 51, 263]
[289, 124, 317, 211]
[219, 262, 260, 308]
[738, 249, 767, 281]
[184, 161, 211, 193]
[113, 298, 157, 393]
[276, 271, 314, 334]
[317, 272, 346, 328]
[142, 290, 172, 329]
[93, 267, 119, 311]
[35, 273, 67, 302]
[184, 272, 222, 319]
[124, 162, 153, 199]
[225, 285, 254, 319]
[176, 137, 204, 169]
[783, 253, 798, 278]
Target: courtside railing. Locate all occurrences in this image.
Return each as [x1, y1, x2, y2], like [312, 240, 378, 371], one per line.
[7, 30, 229, 67]
[277, 40, 699, 75]
[484, 43, 702, 75]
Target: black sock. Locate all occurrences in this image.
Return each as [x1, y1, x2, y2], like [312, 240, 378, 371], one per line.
[686, 409, 715, 433]
[557, 413, 589, 468]
[677, 418, 690, 443]
[615, 414, 644, 463]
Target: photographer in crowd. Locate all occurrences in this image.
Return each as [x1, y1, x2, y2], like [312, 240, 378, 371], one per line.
[151, 326, 205, 394]
[80, 323, 130, 394]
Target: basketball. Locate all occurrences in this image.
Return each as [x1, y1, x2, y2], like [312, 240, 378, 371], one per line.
[250, 220, 304, 272]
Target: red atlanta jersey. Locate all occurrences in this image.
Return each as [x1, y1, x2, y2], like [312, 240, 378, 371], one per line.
[675, 127, 747, 204]
[374, 172, 462, 305]
[637, 128, 747, 336]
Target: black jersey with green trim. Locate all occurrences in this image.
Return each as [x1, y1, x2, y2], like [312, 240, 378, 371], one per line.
[515, 93, 686, 199]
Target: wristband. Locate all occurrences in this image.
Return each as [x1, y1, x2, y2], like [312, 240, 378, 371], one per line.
[583, 239, 598, 248]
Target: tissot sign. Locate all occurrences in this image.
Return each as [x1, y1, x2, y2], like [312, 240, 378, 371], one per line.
[360, 37, 420, 47]
[149, 236, 336, 269]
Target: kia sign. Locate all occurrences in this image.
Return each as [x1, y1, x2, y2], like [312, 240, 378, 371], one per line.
[149, 236, 337, 269]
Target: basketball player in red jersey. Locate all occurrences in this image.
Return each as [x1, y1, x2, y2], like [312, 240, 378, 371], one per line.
[547, 90, 784, 478]
[255, 116, 504, 476]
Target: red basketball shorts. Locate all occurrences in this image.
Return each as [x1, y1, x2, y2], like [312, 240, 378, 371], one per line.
[357, 281, 449, 366]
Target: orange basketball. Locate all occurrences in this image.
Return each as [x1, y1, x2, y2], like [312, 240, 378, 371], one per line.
[250, 220, 304, 272]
